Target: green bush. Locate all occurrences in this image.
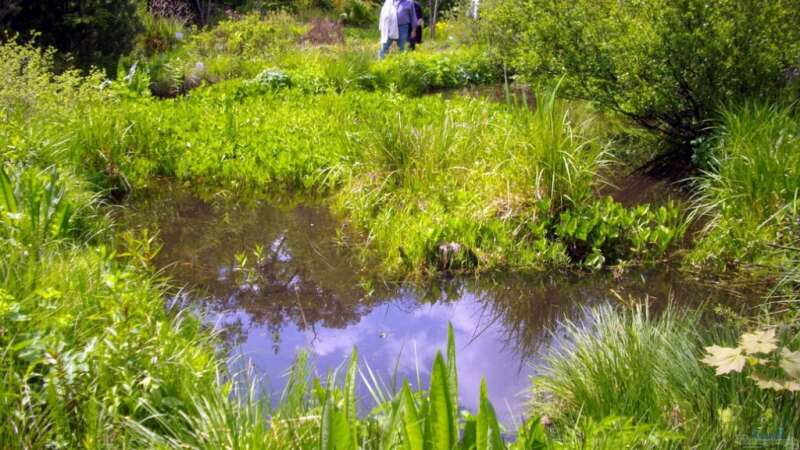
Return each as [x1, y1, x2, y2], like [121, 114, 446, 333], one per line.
[1, 0, 142, 71]
[0, 40, 106, 126]
[483, 0, 800, 147]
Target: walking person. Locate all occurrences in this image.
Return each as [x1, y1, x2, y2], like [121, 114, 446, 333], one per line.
[408, 0, 423, 50]
[379, 0, 417, 59]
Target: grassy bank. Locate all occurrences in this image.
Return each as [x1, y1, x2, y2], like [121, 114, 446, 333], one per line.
[688, 104, 800, 288]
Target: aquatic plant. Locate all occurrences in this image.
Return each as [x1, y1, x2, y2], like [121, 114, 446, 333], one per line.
[4, 14, 798, 448]
[555, 198, 687, 269]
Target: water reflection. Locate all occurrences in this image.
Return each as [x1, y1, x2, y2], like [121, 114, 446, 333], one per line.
[123, 187, 731, 423]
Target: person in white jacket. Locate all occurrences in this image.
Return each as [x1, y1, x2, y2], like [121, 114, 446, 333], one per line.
[379, 0, 417, 59]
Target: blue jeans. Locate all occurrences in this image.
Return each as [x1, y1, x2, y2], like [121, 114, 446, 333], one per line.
[379, 23, 411, 59]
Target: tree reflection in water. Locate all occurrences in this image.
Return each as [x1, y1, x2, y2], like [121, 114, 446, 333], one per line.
[123, 186, 735, 420]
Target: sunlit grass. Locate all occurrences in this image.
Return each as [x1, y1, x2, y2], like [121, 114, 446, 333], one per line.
[689, 103, 800, 286]
[535, 304, 800, 448]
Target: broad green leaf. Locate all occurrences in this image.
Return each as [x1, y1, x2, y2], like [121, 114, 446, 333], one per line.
[521, 417, 550, 450]
[701, 345, 746, 375]
[313, 378, 327, 406]
[320, 397, 353, 450]
[476, 378, 505, 450]
[446, 323, 459, 431]
[380, 397, 403, 450]
[462, 416, 477, 450]
[400, 382, 424, 450]
[344, 348, 358, 425]
[321, 396, 334, 450]
[0, 165, 17, 214]
[332, 406, 353, 450]
[429, 353, 456, 450]
[739, 329, 778, 355]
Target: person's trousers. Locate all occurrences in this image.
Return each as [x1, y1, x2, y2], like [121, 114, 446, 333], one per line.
[409, 25, 423, 50]
[379, 23, 411, 59]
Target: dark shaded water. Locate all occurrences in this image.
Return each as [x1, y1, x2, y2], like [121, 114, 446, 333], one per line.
[123, 187, 735, 424]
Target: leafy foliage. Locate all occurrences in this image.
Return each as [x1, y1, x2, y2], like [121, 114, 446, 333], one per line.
[555, 198, 686, 269]
[248, 68, 293, 90]
[483, 0, 800, 146]
[4, 9, 798, 448]
[688, 104, 800, 286]
[1, 0, 142, 71]
[702, 328, 800, 392]
[127, 11, 499, 97]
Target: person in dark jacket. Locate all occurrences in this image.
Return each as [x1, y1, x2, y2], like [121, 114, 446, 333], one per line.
[408, 1, 423, 50]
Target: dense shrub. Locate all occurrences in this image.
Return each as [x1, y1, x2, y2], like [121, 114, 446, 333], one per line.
[0, 40, 107, 173]
[1, 0, 142, 71]
[483, 0, 800, 148]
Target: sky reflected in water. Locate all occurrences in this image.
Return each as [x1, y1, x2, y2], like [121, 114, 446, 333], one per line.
[124, 186, 733, 424]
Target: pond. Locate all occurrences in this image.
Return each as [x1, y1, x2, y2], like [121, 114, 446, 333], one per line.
[122, 186, 736, 425]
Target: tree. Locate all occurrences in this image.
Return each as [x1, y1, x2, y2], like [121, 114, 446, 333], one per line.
[1, 0, 142, 72]
[0, 0, 22, 22]
[483, 0, 800, 150]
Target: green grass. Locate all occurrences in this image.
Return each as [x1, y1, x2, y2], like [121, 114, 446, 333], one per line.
[688, 103, 800, 288]
[331, 87, 612, 274]
[534, 304, 800, 448]
[0, 182, 221, 446]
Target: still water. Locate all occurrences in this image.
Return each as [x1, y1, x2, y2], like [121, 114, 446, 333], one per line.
[124, 186, 731, 424]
